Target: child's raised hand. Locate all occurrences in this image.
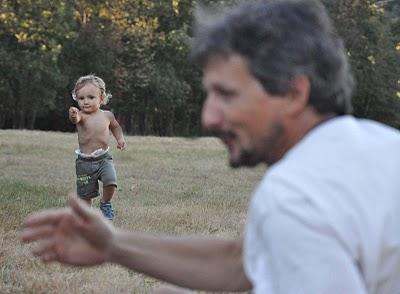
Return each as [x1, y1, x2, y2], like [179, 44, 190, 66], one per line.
[69, 106, 79, 117]
[69, 106, 80, 124]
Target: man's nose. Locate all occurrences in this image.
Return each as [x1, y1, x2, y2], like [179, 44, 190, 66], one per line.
[201, 96, 223, 130]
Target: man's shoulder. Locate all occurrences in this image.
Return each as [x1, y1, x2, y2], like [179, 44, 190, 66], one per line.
[318, 115, 400, 141]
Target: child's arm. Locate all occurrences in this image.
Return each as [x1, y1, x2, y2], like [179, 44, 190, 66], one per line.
[108, 112, 127, 150]
[69, 106, 81, 124]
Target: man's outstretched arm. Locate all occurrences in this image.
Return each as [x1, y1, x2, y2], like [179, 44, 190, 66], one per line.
[22, 195, 252, 292]
[109, 232, 251, 292]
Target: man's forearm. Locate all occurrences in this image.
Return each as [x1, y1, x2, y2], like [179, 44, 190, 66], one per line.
[107, 231, 252, 292]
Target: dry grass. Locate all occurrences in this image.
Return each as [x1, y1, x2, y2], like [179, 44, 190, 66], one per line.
[0, 130, 264, 293]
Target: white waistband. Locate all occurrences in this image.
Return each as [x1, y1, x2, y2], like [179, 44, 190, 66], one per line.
[75, 147, 110, 158]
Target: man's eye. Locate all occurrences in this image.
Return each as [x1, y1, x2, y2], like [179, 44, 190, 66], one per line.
[217, 89, 236, 101]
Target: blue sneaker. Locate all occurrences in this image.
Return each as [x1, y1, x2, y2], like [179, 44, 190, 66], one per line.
[100, 201, 114, 220]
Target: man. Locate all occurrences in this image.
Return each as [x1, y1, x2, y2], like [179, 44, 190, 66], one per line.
[22, 0, 400, 293]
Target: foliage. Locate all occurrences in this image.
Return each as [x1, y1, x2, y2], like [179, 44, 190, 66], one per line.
[0, 0, 399, 134]
[324, 0, 400, 127]
[0, 0, 74, 129]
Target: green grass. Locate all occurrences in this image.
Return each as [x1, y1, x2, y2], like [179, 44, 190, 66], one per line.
[0, 130, 264, 293]
[0, 181, 67, 229]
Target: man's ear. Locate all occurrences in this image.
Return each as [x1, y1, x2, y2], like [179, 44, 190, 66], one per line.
[285, 76, 310, 117]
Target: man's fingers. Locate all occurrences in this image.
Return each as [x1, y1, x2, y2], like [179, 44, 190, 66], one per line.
[69, 194, 93, 222]
[42, 251, 58, 263]
[24, 208, 71, 227]
[21, 225, 55, 242]
[32, 239, 55, 257]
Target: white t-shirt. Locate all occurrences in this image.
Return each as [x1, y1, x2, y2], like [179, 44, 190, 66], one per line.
[244, 115, 400, 294]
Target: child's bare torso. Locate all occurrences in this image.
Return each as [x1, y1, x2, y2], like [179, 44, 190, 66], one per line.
[77, 110, 111, 154]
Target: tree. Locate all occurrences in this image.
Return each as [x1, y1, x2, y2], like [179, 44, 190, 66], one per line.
[324, 0, 400, 127]
[0, 0, 75, 129]
[1, 0, 399, 133]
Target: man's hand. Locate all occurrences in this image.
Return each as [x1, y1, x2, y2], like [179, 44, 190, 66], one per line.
[21, 194, 115, 266]
[117, 139, 127, 151]
[69, 106, 80, 124]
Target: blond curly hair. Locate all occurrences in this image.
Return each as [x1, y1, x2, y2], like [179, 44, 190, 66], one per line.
[71, 74, 112, 105]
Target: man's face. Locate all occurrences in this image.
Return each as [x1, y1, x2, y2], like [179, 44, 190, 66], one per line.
[201, 54, 288, 167]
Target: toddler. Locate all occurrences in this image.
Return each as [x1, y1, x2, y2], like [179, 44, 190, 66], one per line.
[69, 74, 126, 220]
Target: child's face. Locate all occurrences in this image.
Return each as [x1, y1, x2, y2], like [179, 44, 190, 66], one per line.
[75, 83, 104, 113]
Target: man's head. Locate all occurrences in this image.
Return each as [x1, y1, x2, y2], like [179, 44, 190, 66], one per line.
[191, 0, 354, 167]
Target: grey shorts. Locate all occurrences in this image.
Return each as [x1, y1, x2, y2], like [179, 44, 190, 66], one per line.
[75, 152, 117, 199]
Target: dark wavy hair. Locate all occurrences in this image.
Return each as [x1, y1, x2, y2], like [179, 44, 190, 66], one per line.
[191, 0, 354, 115]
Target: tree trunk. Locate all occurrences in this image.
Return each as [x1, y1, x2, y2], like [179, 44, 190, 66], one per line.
[123, 113, 132, 134]
[0, 108, 5, 128]
[18, 108, 26, 129]
[27, 107, 37, 130]
[12, 108, 18, 129]
[182, 110, 190, 136]
[166, 107, 174, 136]
[144, 107, 152, 135]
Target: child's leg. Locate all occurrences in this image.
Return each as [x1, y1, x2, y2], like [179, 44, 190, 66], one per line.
[102, 185, 116, 203]
[99, 154, 117, 203]
[81, 198, 92, 205]
[100, 185, 116, 220]
[99, 154, 117, 220]
[76, 157, 99, 206]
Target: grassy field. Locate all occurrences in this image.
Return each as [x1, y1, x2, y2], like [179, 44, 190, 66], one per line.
[0, 130, 264, 294]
